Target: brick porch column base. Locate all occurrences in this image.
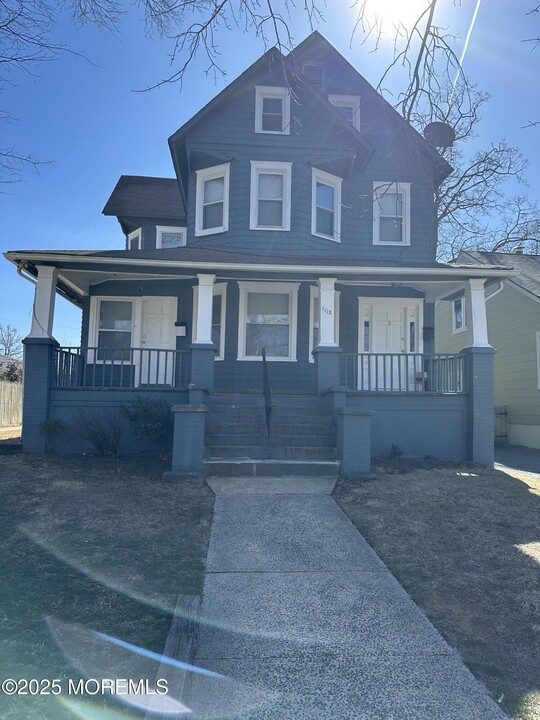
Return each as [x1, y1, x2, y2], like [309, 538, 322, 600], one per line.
[164, 404, 208, 478]
[21, 336, 58, 454]
[337, 408, 375, 479]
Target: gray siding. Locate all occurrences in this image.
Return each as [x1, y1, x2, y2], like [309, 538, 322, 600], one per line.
[436, 281, 540, 428]
[171, 56, 438, 263]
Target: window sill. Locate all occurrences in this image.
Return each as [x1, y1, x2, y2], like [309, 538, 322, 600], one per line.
[237, 356, 297, 362]
[312, 231, 341, 243]
[195, 227, 227, 237]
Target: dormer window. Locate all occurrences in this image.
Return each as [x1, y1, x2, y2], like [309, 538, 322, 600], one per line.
[373, 182, 411, 246]
[127, 229, 141, 250]
[195, 163, 230, 236]
[255, 86, 290, 134]
[328, 95, 361, 131]
[302, 63, 325, 90]
[156, 226, 186, 248]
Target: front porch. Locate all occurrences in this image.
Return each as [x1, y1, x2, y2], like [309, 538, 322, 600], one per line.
[11, 249, 513, 470]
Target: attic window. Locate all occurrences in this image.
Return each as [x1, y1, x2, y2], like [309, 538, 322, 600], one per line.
[255, 86, 290, 134]
[156, 226, 186, 248]
[303, 63, 325, 90]
[328, 95, 361, 131]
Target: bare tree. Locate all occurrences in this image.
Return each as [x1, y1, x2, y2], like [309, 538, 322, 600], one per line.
[0, 324, 23, 358]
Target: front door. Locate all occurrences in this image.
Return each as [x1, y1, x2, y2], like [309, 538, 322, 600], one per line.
[137, 297, 176, 386]
[358, 300, 423, 390]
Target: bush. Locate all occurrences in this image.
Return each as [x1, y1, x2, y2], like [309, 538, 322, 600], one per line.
[39, 418, 66, 453]
[73, 406, 124, 456]
[0, 360, 22, 382]
[122, 398, 174, 457]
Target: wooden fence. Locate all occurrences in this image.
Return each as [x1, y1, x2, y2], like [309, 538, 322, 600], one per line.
[0, 381, 22, 427]
[495, 405, 508, 445]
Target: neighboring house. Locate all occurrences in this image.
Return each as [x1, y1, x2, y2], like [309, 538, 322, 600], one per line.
[437, 250, 540, 450]
[4, 32, 511, 473]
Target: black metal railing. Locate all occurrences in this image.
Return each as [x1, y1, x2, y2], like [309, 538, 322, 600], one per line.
[54, 347, 191, 389]
[261, 347, 272, 444]
[340, 353, 465, 393]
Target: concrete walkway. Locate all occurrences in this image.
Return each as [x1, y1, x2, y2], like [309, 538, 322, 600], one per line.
[186, 478, 507, 719]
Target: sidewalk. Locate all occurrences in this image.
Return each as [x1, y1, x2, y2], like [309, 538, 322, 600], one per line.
[186, 477, 507, 719]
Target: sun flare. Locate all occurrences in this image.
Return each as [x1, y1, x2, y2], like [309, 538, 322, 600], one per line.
[362, 0, 432, 33]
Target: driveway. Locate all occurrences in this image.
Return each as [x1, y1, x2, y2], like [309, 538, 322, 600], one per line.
[185, 475, 507, 719]
[495, 444, 540, 477]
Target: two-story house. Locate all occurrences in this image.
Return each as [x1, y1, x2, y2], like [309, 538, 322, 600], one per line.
[5, 32, 511, 475]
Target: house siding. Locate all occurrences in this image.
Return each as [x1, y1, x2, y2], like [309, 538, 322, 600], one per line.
[437, 281, 540, 446]
[180, 69, 437, 262]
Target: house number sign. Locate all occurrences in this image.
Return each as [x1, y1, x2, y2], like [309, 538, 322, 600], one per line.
[322, 306, 333, 315]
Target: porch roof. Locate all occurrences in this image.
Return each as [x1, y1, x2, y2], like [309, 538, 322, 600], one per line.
[5, 247, 516, 305]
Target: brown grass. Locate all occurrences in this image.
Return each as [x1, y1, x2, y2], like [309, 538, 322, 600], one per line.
[0, 454, 214, 719]
[334, 464, 540, 720]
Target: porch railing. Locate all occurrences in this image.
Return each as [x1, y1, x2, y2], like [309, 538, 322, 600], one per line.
[340, 353, 465, 394]
[53, 347, 191, 389]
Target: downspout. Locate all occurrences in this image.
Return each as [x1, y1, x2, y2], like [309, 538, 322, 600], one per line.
[486, 281, 504, 301]
[17, 261, 37, 285]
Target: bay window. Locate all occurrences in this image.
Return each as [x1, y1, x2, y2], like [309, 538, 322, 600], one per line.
[312, 168, 342, 242]
[195, 164, 230, 236]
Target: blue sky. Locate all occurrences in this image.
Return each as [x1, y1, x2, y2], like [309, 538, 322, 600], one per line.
[1, 0, 539, 346]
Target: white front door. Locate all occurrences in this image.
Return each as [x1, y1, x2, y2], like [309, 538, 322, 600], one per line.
[358, 299, 423, 391]
[138, 297, 177, 386]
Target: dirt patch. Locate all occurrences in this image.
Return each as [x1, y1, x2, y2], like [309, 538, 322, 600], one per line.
[0, 454, 215, 719]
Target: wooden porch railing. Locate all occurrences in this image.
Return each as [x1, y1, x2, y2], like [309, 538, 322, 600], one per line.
[340, 353, 465, 393]
[53, 347, 191, 389]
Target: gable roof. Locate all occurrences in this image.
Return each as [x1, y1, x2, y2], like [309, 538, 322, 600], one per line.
[102, 176, 185, 219]
[460, 250, 540, 298]
[290, 32, 453, 184]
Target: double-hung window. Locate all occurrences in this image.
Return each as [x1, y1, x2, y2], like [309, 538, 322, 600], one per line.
[238, 282, 298, 361]
[453, 297, 466, 334]
[250, 161, 292, 231]
[312, 168, 342, 242]
[328, 95, 360, 131]
[255, 86, 290, 134]
[195, 164, 230, 236]
[373, 181, 411, 246]
[96, 299, 133, 361]
[156, 226, 186, 248]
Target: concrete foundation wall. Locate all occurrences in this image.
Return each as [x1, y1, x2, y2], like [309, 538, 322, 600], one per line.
[346, 393, 468, 459]
[49, 388, 188, 454]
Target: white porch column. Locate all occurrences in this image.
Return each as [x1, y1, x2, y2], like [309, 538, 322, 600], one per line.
[193, 273, 215, 344]
[28, 265, 58, 338]
[317, 277, 338, 347]
[464, 278, 491, 348]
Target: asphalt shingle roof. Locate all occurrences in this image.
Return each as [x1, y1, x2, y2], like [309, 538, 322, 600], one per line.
[102, 176, 186, 219]
[463, 250, 540, 298]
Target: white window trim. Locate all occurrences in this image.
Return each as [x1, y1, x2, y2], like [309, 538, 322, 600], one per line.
[156, 226, 187, 248]
[309, 285, 340, 362]
[311, 168, 342, 243]
[89, 295, 140, 364]
[250, 161, 292, 231]
[195, 163, 230, 237]
[328, 94, 361, 131]
[452, 296, 467, 334]
[255, 86, 291, 135]
[127, 229, 141, 250]
[373, 181, 411, 246]
[237, 281, 299, 362]
[192, 283, 227, 361]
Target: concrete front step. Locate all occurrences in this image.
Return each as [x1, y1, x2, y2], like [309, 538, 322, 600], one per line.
[206, 446, 336, 461]
[203, 459, 340, 478]
[205, 433, 267, 446]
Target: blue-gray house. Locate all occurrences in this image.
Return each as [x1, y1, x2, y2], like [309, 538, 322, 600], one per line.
[5, 33, 511, 474]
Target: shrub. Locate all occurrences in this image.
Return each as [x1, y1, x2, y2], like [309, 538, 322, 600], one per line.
[122, 398, 174, 457]
[39, 418, 66, 453]
[0, 360, 23, 382]
[73, 406, 124, 456]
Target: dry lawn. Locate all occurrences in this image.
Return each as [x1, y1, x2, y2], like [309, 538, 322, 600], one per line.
[0, 454, 214, 719]
[334, 463, 540, 720]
